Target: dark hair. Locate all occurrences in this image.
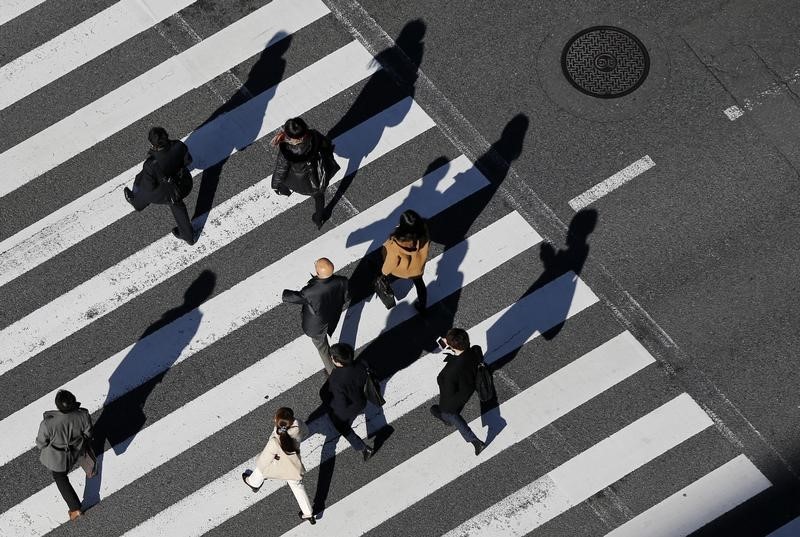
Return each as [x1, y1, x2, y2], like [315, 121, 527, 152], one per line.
[274, 407, 298, 454]
[283, 117, 308, 139]
[445, 328, 470, 352]
[330, 342, 355, 366]
[55, 390, 79, 413]
[391, 209, 429, 244]
[148, 127, 169, 149]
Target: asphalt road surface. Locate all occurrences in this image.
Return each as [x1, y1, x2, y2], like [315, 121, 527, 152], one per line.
[1, 0, 800, 536]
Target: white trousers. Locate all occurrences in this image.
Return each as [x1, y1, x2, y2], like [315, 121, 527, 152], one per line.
[246, 467, 313, 517]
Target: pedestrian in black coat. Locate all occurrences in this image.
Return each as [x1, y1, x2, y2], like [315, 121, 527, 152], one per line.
[271, 117, 339, 230]
[430, 328, 486, 455]
[124, 127, 196, 245]
[282, 258, 349, 373]
[319, 343, 374, 461]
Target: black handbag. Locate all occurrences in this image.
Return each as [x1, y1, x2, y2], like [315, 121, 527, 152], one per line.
[363, 364, 385, 407]
[373, 274, 396, 309]
[475, 360, 496, 403]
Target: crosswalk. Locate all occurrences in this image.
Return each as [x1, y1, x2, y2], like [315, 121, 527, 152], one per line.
[0, 1, 776, 536]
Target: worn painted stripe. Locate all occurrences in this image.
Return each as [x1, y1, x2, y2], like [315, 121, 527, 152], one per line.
[0, 211, 536, 537]
[0, 0, 331, 198]
[0, 154, 487, 467]
[0, 0, 46, 26]
[568, 156, 655, 211]
[442, 393, 712, 537]
[0, 0, 198, 110]
[121, 271, 602, 537]
[0, 39, 377, 287]
[285, 338, 659, 537]
[0, 98, 433, 375]
[606, 455, 770, 537]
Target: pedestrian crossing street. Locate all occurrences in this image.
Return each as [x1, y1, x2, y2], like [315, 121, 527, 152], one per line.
[0, 1, 774, 536]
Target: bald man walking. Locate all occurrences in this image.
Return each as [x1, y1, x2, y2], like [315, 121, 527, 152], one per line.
[282, 258, 350, 373]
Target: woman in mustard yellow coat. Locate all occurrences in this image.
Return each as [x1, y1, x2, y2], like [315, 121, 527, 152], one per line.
[380, 209, 430, 312]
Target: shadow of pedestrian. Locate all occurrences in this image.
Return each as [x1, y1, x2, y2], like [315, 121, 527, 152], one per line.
[324, 19, 426, 220]
[82, 270, 216, 508]
[184, 32, 292, 230]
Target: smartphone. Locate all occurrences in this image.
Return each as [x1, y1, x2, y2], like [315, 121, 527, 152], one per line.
[437, 337, 447, 350]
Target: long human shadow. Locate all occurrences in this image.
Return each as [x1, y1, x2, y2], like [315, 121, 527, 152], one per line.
[183, 32, 292, 228]
[82, 270, 216, 508]
[323, 19, 426, 220]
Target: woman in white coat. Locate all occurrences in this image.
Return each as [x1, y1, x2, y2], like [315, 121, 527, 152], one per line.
[242, 407, 316, 524]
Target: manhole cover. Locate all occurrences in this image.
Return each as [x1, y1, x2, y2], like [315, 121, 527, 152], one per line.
[561, 26, 650, 98]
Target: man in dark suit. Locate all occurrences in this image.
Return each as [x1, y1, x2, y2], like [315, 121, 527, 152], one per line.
[430, 328, 486, 455]
[282, 258, 349, 373]
[124, 126, 196, 245]
[320, 343, 374, 461]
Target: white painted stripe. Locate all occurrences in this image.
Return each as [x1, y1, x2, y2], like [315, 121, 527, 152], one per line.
[0, 154, 487, 467]
[0, 211, 537, 537]
[606, 455, 770, 537]
[0, 98, 433, 375]
[0, 0, 45, 26]
[285, 339, 661, 537]
[568, 155, 656, 211]
[724, 105, 745, 121]
[121, 271, 603, 537]
[442, 393, 713, 537]
[768, 514, 800, 536]
[0, 39, 377, 288]
[0, 0, 198, 110]
[0, 0, 331, 198]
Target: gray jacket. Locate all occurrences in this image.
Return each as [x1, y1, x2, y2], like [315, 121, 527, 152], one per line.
[35, 408, 93, 472]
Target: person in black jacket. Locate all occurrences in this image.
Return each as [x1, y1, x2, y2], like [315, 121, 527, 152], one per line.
[124, 127, 196, 245]
[282, 258, 349, 374]
[271, 117, 338, 230]
[320, 343, 374, 461]
[430, 328, 486, 455]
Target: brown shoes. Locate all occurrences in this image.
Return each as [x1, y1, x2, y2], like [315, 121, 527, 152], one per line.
[68, 509, 82, 521]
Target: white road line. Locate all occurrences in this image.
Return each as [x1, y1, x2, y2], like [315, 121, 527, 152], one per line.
[0, 155, 487, 467]
[0, 0, 45, 26]
[0, 211, 537, 537]
[605, 455, 770, 537]
[284, 336, 657, 537]
[0, 39, 378, 288]
[0, 0, 331, 199]
[0, 0, 198, 111]
[724, 105, 745, 121]
[0, 98, 433, 376]
[121, 271, 602, 537]
[442, 393, 713, 537]
[568, 155, 656, 211]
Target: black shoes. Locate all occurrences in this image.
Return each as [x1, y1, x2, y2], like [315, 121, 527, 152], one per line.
[298, 511, 316, 525]
[241, 472, 261, 493]
[362, 445, 375, 462]
[471, 440, 486, 456]
[172, 227, 197, 246]
[123, 187, 141, 211]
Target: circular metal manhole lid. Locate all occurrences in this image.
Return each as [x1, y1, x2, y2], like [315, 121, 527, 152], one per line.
[561, 26, 650, 98]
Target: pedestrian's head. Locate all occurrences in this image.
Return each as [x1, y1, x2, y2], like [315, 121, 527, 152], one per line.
[444, 328, 470, 352]
[315, 258, 334, 279]
[392, 209, 428, 243]
[273, 407, 299, 454]
[283, 117, 308, 141]
[148, 127, 169, 150]
[330, 342, 355, 367]
[55, 389, 79, 413]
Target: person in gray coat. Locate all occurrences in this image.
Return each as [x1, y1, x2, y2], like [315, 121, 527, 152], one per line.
[35, 389, 93, 520]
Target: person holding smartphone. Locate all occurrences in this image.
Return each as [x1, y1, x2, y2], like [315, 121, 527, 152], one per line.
[430, 328, 486, 455]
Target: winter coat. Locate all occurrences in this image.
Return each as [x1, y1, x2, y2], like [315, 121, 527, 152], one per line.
[381, 236, 430, 279]
[271, 130, 333, 196]
[282, 275, 350, 337]
[255, 419, 309, 481]
[322, 360, 368, 422]
[35, 408, 93, 472]
[437, 346, 482, 414]
[133, 139, 193, 205]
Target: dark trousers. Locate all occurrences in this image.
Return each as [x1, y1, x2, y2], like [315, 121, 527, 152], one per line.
[312, 192, 325, 220]
[387, 275, 428, 308]
[52, 471, 81, 511]
[309, 333, 334, 374]
[328, 412, 367, 452]
[432, 405, 479, 443]
[130, 189, 194, 242]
